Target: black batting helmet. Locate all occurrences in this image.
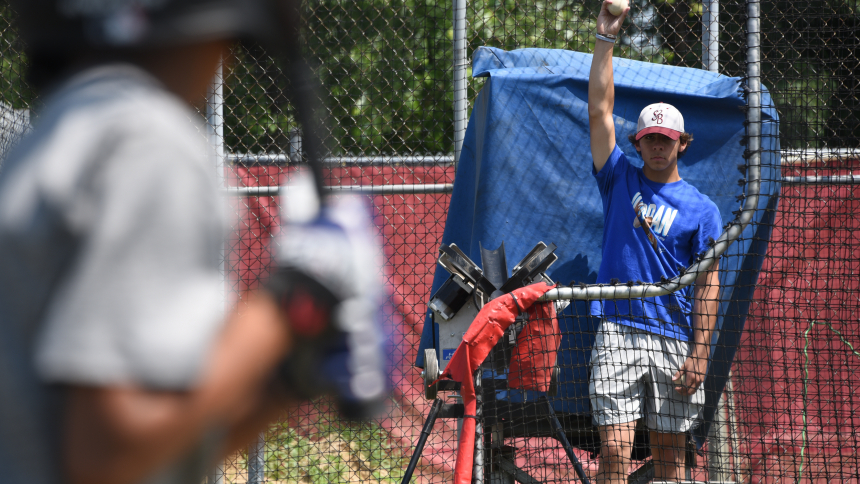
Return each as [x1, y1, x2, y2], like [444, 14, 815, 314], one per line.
[10, 0, 303, 58]
[12, 0, 326, 195]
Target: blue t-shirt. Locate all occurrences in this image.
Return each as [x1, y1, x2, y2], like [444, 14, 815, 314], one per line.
[590, 145, 721, 341]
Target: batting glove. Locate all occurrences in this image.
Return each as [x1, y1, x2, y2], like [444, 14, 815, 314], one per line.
[266, 172, 387, 419]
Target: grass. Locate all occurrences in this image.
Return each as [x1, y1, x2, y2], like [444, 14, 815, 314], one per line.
[231, 410, 410, 484]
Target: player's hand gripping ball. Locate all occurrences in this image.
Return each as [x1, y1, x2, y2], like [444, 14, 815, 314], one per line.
[267, 172, 387, 419]
[673, 371, 688, 394]
[607, 0, 628, 16]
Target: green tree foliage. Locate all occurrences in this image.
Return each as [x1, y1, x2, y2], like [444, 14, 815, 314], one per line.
[716, 0, 859, 148]
[4, 0, 858, 152]
[222, 0, 458, 156]
[225, 0, 635, 156]
[304, 0, 455, 155]
[0, 3, 33, 110]
[769, 0, 860, 147]
[222, 0, 700, 157]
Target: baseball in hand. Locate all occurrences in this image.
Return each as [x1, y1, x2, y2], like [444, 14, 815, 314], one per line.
[607, 0, 628, 16]
[676, 373, 687, 387]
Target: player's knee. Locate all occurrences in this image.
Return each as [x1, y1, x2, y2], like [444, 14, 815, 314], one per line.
[651, 442, 684, 462]
[599, 440, 631, 462]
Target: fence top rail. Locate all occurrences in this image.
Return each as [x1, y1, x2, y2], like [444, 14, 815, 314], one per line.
[781, 175, 860, 186]
[225, 154, 455, 166]
[782, 148, 860, 165]
[224, 149, 858, 167]
[222, 184, 454, 195]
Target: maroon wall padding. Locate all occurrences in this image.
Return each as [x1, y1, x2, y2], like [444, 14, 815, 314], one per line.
[734, 157, 860, 482]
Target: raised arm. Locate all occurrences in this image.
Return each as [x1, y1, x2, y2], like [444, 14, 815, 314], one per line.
[588, 1, 629, 172]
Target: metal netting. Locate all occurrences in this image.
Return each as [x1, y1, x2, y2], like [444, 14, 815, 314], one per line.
[1, 0, 859, 482]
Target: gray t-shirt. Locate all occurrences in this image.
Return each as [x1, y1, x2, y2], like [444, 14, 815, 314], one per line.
[0, 64, 226, 484]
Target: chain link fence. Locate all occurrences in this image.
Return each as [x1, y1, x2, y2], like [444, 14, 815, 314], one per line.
[0, 3, 31, 160]
[1, 0, 859, 482]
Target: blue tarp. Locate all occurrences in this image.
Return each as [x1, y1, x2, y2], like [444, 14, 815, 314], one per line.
[417, 47, 780, 445]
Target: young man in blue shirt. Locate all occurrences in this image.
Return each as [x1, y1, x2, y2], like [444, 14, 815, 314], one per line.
[587, 2, 722, 482]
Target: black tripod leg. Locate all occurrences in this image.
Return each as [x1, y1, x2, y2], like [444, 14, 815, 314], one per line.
[401, 398, 444, 484]
[541, 396, 591, 484]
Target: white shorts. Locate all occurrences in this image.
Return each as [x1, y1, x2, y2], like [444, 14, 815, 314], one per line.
[589, 320, 703, 433]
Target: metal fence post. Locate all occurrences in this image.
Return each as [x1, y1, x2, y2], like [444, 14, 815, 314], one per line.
[208, 60, 226, 192]
[453, 0, 467, 167]
[248, 434, 266, 484]
[207, 58, 226, 300]
[746, 0, 761, 184]
[205, 57, 228, 484]
[206, 463, 224, 484]
[702, 0, 719, 72]
[708, 392, 731, 481]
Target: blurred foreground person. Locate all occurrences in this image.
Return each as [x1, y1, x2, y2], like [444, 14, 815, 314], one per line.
[0, 2, 386, 484]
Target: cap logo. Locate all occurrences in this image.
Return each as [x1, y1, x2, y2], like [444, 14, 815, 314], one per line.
[652, 110, 664, 125]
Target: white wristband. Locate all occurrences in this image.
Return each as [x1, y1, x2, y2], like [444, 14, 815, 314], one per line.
[595, 33, 617, 43]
